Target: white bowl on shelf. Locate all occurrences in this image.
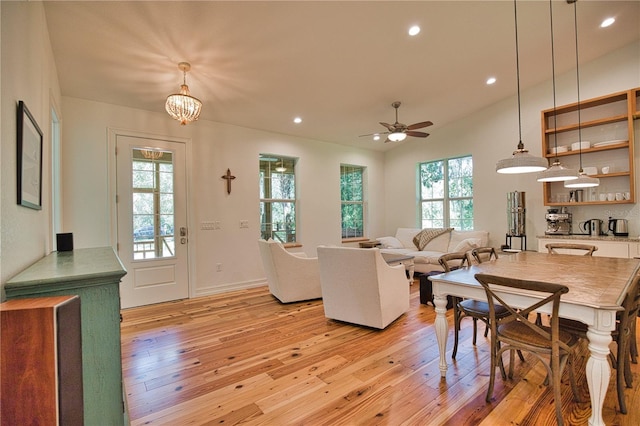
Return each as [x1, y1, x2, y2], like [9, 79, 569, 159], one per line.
[570, 141, 591, 151]
[548, 145, 568, 154]
[582, 166, 597, 176]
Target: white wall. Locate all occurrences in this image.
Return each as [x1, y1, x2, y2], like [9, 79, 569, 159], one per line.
[385, 41, 640, 250]
[60, 97, 385, 297]
[0, 2, 62, 292]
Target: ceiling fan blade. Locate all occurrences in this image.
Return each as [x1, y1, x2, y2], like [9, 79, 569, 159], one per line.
[379, 122, 394, 131]
[407, 121, 433, 130]
[359, 131, 390, 137]
[405, 131, 430, 138]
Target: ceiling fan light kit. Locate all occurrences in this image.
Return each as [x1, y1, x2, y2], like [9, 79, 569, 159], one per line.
[165, 62, 202, 125]
[495, 0, 547, 174]
[388, 132, 407, 142]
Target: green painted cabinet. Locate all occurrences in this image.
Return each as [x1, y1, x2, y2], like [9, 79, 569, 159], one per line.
[6, 247, 127, 426]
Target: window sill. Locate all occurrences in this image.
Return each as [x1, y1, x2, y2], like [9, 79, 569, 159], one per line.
[283, 242, 302, 249]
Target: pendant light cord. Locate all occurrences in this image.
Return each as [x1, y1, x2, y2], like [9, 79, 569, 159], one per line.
[550, 0, 559, 161]
[514, 0, 524, 150]
[573, 0, 584, 171]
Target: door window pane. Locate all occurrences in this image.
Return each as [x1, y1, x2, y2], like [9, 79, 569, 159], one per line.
[131, 149, 175, 259]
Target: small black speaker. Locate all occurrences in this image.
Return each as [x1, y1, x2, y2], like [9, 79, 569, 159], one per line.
[56, 233, 74, 252]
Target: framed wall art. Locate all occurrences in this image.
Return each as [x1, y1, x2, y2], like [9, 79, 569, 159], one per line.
[17, 100, 43, 210]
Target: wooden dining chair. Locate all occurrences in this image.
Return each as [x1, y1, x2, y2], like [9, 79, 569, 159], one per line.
[559, 272, 640, 414]
[475, 273, 583, 426]
[545, 243, 597, 256]
[470, 247, 498, 264]
[438, 252, 509, 359]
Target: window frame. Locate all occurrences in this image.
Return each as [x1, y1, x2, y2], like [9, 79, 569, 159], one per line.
[418, 155, 473, 230]
[340, 164, 366, 241]
[259, 155, 297, 244]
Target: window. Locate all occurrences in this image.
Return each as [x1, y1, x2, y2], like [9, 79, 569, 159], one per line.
[259, 155, 296, 243]
[419, 155, 473, 230]
[341, 164, 365, 239]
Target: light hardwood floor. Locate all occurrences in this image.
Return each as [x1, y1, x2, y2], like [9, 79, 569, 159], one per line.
[121, 283, 639, 425]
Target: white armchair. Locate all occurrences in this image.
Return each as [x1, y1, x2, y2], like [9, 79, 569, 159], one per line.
[317, 246, 410, 329]
[257, 239, 322, 303]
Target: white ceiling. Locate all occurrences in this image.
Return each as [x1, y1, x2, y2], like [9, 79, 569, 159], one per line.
[43, 1, 640, 152]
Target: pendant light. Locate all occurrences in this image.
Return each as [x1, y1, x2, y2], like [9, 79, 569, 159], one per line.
[496, 0, 548, 174]
[537, 0, 579, 182]
[165, 62, 202, 125]
[564, 0, 599, 189]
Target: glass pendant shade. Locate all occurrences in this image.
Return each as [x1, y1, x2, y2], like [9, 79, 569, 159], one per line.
[388, 132, 407, 142]
[564, 172, 600, 188]
[537, 160, 579, 182]
[496, 147, 549, 174]
[165, 62, 202, 125]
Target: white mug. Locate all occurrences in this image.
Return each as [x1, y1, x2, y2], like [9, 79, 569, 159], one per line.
[601, 166, 610, 174]
[607, 193, 615, 201]
[625, 192, 631, 200]
[616, 192, 624, 201]
[599, 193, 607, 201]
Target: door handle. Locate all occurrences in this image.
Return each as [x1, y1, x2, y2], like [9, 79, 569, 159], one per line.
[180, 227, 187, 237]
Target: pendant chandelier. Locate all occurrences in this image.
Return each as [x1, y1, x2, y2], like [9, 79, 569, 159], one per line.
[165, 62, 202, 125]
[537, 0, 579, 183]
[140, 149, 164, 160]
[496, 0, 548, 174]
[564, 0, 599, 189]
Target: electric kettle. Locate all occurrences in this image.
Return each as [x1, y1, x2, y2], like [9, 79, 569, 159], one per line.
[608, 218, 629, 236]
[581, 219, 603, 236]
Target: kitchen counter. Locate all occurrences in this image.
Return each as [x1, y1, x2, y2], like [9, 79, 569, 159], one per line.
[537, 234, 639, 242]
[537, 235, 640, 258]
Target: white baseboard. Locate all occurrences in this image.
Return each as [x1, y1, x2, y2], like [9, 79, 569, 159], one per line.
[195, 278, 267, 298]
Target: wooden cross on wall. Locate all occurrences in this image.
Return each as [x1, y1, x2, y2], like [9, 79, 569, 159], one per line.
[222, 168, 236, 194]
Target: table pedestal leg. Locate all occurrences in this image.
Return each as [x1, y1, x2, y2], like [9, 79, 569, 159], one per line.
[586, 326, 612, 426]
[434, 294, 449, 377]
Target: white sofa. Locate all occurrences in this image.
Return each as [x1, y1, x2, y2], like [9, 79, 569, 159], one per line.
[377, 228, 490, 274]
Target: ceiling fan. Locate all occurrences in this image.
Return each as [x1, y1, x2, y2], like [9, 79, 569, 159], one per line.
[360, 101, 433, 143]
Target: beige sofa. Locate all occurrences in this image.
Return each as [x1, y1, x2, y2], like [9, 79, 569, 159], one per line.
[377, 228, 489, 274]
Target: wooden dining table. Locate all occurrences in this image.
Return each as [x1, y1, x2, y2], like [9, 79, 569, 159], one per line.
[429, 251, 640, 426]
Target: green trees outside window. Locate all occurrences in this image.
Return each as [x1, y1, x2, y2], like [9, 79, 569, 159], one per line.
[419, 156, 473, 230]
[341, 165, 364, 238]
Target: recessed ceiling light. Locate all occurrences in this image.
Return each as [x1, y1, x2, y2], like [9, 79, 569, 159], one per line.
[486, 77, 497, 85]
[293, 117, 302, 124]
[408, 25, 421, 36]
[373, 134, 380, 141]
[600, 17, 615, 28]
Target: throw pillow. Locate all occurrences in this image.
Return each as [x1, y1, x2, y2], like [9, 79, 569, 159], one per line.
[413, 228, 453, 251]
[452, 237, 482, 253]
[376, 236, 404, 249]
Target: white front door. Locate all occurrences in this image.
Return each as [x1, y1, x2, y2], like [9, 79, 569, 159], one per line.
[116, 135, 189, 308]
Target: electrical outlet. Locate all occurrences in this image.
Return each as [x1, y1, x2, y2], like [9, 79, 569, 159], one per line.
[201, 221, 215, 230]
[240, 220, 249, 228]
[216, 263, 222, 272]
